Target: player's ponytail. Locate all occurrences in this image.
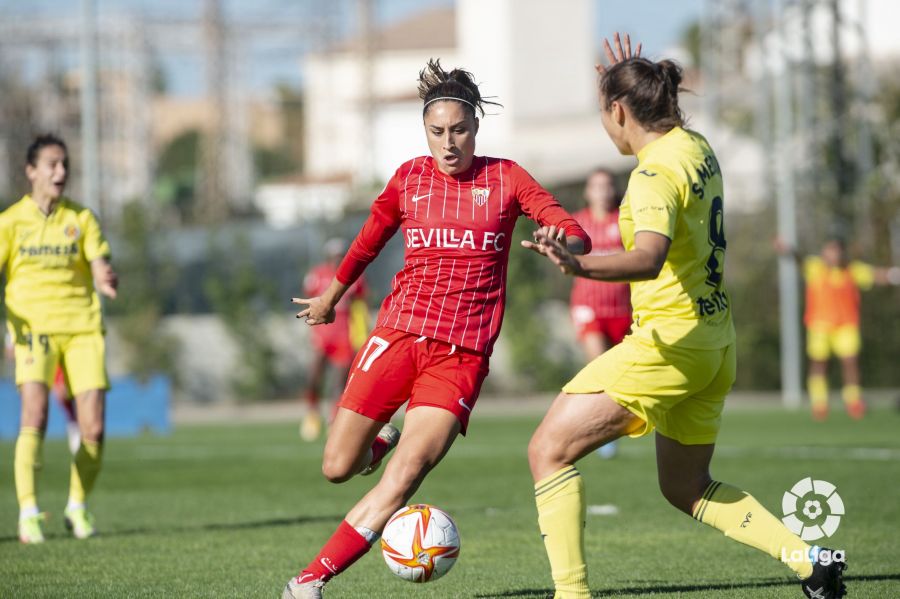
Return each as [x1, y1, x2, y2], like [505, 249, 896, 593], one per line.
[599, 57, 686, 133]
[418, 58, 501, 118]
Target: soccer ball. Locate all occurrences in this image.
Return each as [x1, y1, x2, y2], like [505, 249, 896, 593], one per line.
[381, 504, 460, 583]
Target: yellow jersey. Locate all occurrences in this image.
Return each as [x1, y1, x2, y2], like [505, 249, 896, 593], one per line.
[619, 127, 735, 349]
[0, 195, 111, 335]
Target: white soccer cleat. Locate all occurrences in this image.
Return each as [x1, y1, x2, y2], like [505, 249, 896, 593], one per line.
[282, 575, 324, 599]
[18, 512, 46, 544]
[300, 411, 324, 442]
[64, 506, 96, 539]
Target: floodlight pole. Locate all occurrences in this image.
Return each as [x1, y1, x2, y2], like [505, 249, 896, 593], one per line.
[774, 0, 803, 409]
[357, 0, 375, 186]
[80, 0, 101, 219]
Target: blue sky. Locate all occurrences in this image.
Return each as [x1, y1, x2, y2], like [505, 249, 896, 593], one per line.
[0, 0, 703, 96]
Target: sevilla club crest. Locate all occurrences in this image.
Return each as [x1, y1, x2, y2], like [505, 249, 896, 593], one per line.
[471, 187, 491, 207]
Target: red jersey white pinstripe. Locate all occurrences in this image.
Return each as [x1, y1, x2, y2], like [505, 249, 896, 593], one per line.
[570, 208, 631, 318]
[336, 156, 590, 355]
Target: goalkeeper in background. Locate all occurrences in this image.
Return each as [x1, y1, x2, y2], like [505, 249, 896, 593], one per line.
[777, 236, 900, 420]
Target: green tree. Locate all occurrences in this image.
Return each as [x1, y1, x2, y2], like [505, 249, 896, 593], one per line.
[106, 201, 180, 381]
[203, 233, 282, 401]
[502, 219, 580, 391]
[253, 85, 304, 181]
[154, 129, 201, 223]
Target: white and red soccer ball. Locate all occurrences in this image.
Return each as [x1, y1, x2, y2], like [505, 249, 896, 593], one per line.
[381, 504, 460, 583]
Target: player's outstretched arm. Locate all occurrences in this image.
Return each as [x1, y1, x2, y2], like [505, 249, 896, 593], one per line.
[523, 230, 669, 282]
[773, 237, 803, 265]
[91, 257, 118, 299]
[293, 278, 349, 326]
[874, 266, 900, 286]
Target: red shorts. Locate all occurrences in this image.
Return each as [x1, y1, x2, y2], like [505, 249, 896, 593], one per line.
[311, 332, 354, 367]
[338, 326, 489, 435]
[570, 306, 632, 345]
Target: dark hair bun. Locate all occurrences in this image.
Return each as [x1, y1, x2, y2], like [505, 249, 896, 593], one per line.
[417, 58, 501, 117]
[599, 57, 686, 132]
[656, 59, 683, 97]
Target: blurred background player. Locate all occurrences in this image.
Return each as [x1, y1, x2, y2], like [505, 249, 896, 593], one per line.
[300, 238, 369, 441]
[285, 59, 589, 598]
[569, 168, 631, 458]
[1, 134, 118, 544]
[776, 236, 900, 421]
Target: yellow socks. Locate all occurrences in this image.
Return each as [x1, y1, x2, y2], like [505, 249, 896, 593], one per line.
[535, 466, 590, 599]
[693, 481, 814, 579]
[69, 439, 103, 506]
[841, 384, 861, 406]
[15, 427, 44, 513]
[808, 375, 828, 410]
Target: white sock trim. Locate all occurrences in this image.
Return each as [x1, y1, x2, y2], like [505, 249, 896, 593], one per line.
[354, 526, 381, 545]
[20, 505, 40, 519]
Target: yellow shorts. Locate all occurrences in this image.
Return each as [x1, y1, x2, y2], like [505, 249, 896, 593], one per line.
[806, 324, 860, 361]
[13, 330, 109, 395]
[563, 336, 736, 445]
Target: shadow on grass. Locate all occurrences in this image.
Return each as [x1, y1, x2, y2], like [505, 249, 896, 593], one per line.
[0, 513, 343, 544]
[474, 572, 900, 597]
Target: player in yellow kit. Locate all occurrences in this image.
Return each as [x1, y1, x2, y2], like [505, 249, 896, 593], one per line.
[0, 134, 118, 543]
[522, 34, 845, 599]
[776, 237, 900, 420]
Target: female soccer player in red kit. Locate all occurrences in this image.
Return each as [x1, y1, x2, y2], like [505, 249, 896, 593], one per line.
[283, 59, 590, 598]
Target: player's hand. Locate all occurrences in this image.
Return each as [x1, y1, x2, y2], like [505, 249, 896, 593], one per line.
[292, 296, 336, 326]
[521, 230, 580, 275]
[521, 225, 562, 257]
[93, 261, 118, 299]
[595, 32, 642, 75]
[534, 225, 567, 248]
[772, 236, 791, 256]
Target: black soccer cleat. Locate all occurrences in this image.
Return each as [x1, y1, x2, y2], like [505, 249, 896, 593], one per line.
[800, 548, 847, 599]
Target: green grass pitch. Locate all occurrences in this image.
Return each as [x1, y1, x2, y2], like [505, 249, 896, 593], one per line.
[1, 404, 899, 598]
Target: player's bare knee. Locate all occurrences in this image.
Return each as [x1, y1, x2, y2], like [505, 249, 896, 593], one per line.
[658, 475, 709, 515]
[21, 411, 48, 430]
[321, 454, 357, 483]
[81, 423, 104, 443]
[528, 430, 564, 474]
[659, 484, 690, 513]
[526, 433, 545, 470]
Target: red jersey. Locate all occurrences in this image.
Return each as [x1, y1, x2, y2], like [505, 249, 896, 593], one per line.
[569, 208, 631, 318]
[304, 262, 366, 344]
[336, 156, 590, 355]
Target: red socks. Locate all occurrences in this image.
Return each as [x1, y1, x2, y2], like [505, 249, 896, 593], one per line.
[306, 389, 319, 409]
[369, 436, 390, 465]
[297, 520, 372, 583]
